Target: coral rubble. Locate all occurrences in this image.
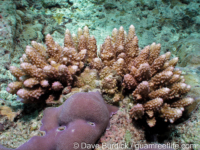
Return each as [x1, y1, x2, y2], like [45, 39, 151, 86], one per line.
[0, 106, 18, 122]
[98, 108, 146, 149]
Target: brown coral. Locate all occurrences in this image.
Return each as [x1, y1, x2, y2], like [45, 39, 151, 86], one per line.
[129, 104, 144, 120]
[110, 26, 194, 126]
[7, 27, 97, 103]
[7, 25, 194, 127]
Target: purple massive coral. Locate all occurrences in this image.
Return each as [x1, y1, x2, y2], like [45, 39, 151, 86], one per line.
[0, 91, 118, 150]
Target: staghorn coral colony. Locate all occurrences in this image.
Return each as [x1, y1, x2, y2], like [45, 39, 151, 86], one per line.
[6, 25, 194, 129]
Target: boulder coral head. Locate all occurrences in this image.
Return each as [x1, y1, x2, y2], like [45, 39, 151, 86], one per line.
[0, 91, 118, 150]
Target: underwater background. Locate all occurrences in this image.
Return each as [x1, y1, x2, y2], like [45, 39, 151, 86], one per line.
[0, 0, 200, 149]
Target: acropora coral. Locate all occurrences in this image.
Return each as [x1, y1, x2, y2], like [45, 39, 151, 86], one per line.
[6, 25, 194, 128]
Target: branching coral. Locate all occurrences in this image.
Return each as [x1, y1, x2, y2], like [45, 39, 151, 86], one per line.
[111, 27, 194, 127]
[7, 27, 97, 103]
[93, 25, 193, 127]
[6, 25, 194, 127]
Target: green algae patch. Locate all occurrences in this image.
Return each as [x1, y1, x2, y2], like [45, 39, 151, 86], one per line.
[53, 13, 64, 24]
[125, 130, 132, 146]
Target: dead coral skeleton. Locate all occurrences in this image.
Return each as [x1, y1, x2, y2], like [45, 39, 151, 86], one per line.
[7, 25, 194, 126]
